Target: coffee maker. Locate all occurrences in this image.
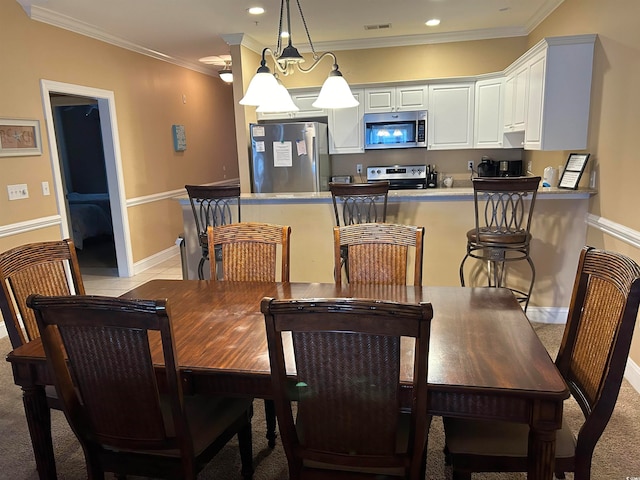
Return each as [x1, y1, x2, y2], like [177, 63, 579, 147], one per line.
[477, 158, 523, 177]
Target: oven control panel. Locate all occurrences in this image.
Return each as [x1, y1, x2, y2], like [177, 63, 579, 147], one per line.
[366, 165, 427, 181]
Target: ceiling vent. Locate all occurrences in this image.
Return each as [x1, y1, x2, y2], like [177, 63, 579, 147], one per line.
[364, 23, 392, 31]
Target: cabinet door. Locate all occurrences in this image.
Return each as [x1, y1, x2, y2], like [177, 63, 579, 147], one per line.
[503, 75, 515, 130]
[474, 78, 504, 148]
[512, 65, 528, 130]
[524, 52, 546, 149]
[396, 85, 428, 111]
[364, 88, 395, 113]
[291, 92, 326, 118]
[428, 83, 475, 150]
[329, 89, 364, 154]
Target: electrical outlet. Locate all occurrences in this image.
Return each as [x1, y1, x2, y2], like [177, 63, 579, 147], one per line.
[467, 161, 474, 171]
[7, 184, 29, 200]
[356, 164, 363, 174]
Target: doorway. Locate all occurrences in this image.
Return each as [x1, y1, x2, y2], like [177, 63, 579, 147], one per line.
[50, 94, 117, 275]
[40, 80, 133, 277]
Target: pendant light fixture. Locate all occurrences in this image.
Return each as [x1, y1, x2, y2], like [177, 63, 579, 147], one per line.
[239, 0, 358, 112]
[218, 60, 233, 83]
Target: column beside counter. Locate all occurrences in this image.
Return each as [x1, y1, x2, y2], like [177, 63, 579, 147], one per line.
[177, 187, 594, 310]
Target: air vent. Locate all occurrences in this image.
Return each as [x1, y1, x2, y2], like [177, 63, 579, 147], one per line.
[364, 23, 392, 31]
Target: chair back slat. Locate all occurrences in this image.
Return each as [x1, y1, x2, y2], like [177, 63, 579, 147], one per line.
[28, 295, 183, 452]
[0, 239, 84, 347]
[262, 297, 433, 476]
[473, 177, 540, 243]
[334, 223, 424, 286]
[329, 181, 389, 226]
[559, 247, 640, 417]
[185, 184, 241, 248]
[208, 222, 291, 282]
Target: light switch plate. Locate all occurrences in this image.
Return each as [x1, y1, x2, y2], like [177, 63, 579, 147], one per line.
[41, 181, 50, 196]
[7, 184, 29, 200]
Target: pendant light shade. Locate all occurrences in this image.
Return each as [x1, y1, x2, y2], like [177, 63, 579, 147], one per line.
[313, 69, 359, 109]
[256, 80, 300, 113]
[218, 60, 233, 83]
[239, 69, 280, 106]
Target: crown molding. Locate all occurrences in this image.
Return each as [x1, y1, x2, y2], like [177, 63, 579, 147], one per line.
[22, 4, 217, 77]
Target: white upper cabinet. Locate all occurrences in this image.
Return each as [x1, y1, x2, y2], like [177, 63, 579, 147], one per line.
[328, 89, 365, 154]
[503, 64, 528, 133]
[428, 82, 475, 150]
[474, 77, 504, 148]
[256, 90, 325, 120]
[518, 35, 596, 150]
[364, 85, 428, 113]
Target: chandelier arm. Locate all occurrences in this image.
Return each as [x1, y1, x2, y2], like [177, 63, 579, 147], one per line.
[261, 47, 291, 76]
[296, 51, 337, 74]
[295, 0, 318, 59]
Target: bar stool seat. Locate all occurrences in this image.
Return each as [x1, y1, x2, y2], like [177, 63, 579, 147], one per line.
[460, 176, 541, 311]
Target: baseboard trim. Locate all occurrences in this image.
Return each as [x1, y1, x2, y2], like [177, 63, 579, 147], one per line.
[625, 357, 640, 393]
[132, 244, 180, 275]
[526, 306, 568, 324]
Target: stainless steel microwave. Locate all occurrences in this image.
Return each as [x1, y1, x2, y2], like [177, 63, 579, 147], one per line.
[364, 110, 427, 150]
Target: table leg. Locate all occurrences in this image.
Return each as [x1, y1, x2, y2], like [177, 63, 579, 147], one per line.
[527, 400, 561, 480]
[22, 385, 57, 480]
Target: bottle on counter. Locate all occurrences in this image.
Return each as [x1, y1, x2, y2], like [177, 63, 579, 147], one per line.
[427, 164, 438, 188]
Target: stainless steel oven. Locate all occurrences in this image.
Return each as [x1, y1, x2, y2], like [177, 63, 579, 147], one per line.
[367, 165, 427, 189]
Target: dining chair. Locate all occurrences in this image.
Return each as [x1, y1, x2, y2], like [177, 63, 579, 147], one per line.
[0, 238, 85, 349]
[444, 246, 640, 480]
[459, 176, 541, 311]
[185, 184, 241, 279]
[330, 181, 390, 281]
[261, 296, 433, 480]
[27, 294, 254, 480]
[208, 221, 291, 448]
[334, 222, 425, 286]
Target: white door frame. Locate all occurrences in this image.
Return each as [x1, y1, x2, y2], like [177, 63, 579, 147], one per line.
[40, 79, 133, 277]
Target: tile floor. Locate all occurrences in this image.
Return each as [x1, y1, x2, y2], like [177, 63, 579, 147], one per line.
[81, 254, 183, 297]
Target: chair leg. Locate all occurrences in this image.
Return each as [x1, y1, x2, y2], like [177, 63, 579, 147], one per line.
[197, 256, 206, 280]
[264, 399, 277, 448]
[238, 418, 254, 479]
[459, 254, 470, 286]
[523, 255, 536, 312]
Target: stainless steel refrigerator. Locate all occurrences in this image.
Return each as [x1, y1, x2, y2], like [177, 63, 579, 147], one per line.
[250, 122, 331, 193]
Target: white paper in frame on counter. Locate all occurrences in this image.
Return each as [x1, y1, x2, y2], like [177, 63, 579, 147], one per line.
[559, 153, 590, 189]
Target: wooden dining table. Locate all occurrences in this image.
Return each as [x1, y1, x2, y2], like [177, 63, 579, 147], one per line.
[6, 280, 569, 480]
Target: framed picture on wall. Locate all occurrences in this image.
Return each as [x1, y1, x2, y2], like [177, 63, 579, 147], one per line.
[0, 119, 42, 157]
[172, 124, 187, 151]
[559, 153, 590, 189]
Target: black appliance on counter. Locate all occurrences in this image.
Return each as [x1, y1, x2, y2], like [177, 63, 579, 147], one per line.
[366, 165, 427, 189]
[477, 158, 523, 177]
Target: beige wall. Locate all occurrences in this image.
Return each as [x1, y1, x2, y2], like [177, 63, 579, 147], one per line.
[0, 0, 238, 261]
[525, 0, 640, 366]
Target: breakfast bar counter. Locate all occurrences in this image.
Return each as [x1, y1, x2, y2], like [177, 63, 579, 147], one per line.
[177, 186, 595, 314]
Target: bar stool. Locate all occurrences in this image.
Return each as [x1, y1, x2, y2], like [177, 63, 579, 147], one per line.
[459, 176, 541, 311]
[185, 184, 240, 280]
[329, 181, 390, 281]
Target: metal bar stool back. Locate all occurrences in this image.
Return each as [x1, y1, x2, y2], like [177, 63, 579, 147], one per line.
[185, 184, 240, 279]
[459, 176, 541, 310]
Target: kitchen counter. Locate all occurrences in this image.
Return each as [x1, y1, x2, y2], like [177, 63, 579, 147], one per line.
[176, 186, 594, 314]
[228, 186, 595, 204]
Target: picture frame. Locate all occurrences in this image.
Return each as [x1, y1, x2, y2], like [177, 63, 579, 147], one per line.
[558, 152, 590, 189]
[0, 119, 42, 157]
[172, 124, 186, 151]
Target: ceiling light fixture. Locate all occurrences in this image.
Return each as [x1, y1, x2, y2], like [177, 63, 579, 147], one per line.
[425, 18, 441, 27]
[239, 0, 358, 112]
[218, 60, 233, 83]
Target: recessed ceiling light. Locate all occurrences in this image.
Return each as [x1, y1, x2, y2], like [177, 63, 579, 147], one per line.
[248, 7, 265, 15]
[425, 18, 441, 27]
